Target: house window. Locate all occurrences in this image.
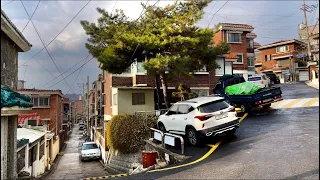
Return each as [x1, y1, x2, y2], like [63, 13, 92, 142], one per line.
[227, 33, 242, 43]
[32, 97, 49, 107]
[39, 143, 45, 159]
[246, 39, 253, 49]
[234, 54, 243, 64]
[112, 93, 117, 106]
[247, 57, 255, 71]
[265, 54, 271, 61]
[215, 59, 224, 75]
[276, 45, 289, 53]
[17, 147, 26, 173]
[132, 93, 145, 105]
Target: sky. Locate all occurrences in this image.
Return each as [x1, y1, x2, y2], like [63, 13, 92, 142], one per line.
[1, 0, 319, 94]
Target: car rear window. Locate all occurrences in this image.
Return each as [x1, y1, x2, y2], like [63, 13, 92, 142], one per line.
[82, 144, 98, 150]
[248, 77, 261, 81]
[198, 100, 229, 113]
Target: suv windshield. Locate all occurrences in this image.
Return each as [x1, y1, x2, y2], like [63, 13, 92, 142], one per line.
[248, 77, 261, 81]
[82, 144, 98, 150]
[198, 100, 229, 113]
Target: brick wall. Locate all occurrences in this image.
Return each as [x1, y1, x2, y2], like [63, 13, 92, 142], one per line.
[258, 43, 297, 71]
[104, 72, 112, 116]
[1, 34, 18, 90]
[21, 94, 62, 136]
[213, 30, 250, 71]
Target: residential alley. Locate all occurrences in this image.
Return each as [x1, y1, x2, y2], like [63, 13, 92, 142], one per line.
[45, 124, 108, 180]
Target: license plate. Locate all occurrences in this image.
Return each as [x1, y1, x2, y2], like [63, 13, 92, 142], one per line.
[263, 98, 272, 103]
[215, 113, 228, 120]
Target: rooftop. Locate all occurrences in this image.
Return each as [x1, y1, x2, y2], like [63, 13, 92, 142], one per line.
[1, 10, 32, 51]
[18, 88, 63, 96]
[17, 128, 46, 144]
[177, 96, 224, 107]
[258, 39, 305, 50]
[217, 23, 254, 31]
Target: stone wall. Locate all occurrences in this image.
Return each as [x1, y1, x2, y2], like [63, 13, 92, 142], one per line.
[1, 34, 19, 90]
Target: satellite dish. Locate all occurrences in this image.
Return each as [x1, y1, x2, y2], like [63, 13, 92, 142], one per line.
[299, 23, 306, 30]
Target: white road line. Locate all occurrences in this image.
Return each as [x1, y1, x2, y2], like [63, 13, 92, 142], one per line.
[272, 99, 295, 109]
[311, 101, 319, 107]
[291, 98, 313, 108]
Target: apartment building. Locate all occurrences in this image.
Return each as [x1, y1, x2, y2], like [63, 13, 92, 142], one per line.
[256, 39, 308, 82]
[213, 23, 257, 80]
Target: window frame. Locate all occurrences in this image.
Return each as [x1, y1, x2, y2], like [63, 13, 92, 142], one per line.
[264, 54, 271, 61]
[233, 53, 244, 64]
[31, 96, 50, 108]
[227, 32, 242, 43]
[132, 92, 145, 105]
[112, 93, 118, 106]
[276, 45, 289, 53]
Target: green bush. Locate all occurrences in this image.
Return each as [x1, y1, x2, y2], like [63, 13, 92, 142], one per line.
[106, 114, 157, 154]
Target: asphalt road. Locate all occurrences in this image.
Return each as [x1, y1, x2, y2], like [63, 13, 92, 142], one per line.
[123, 82, 319, 179]
[45, 124, 108, 180]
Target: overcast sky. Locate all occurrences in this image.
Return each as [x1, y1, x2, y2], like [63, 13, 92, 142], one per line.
[1, 0, 319, 94]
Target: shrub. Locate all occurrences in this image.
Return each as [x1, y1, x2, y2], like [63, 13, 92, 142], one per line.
[106, 114, 157, 154]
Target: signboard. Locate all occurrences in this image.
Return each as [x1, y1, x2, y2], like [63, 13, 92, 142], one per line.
[164, 136, 175, 146]
[154, 131, 162, 141]
[282, 70, 290, 74]
[296, 53, 307, 59]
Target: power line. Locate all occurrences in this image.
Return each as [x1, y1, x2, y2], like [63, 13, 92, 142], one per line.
[254, 10, 301, 30]
[40, 54, 90, 88]
[207, 0, 229, 28]
[48, 57, 94, 89]
[65, 59, 86, 95]
[19, 0, 91, 68]
[22, 0, 40, 32]
[20, 0, 76, 93]
[2, 0, 14, 7]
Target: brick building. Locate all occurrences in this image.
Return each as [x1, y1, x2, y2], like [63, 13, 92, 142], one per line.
[213, 23, 257, 80]
[256, 39, 308, 82]
[17, 89, 63, 136]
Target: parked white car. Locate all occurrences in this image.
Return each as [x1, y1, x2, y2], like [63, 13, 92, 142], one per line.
[248, 74, 271, 88]
[157, 96, 239, 146]
[79, 142, 101, 161]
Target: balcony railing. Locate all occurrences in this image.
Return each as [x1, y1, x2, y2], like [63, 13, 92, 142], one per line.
[247, 48, 254, 53]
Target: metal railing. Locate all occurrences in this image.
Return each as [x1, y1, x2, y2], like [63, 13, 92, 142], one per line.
[149, 128, 184, 155]
[135, 109, 168, 117]
[164, 133, 184, 155]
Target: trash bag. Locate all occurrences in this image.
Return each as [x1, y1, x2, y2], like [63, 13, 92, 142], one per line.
[1, 85, 33, 108]
[225, 82, 261, 95]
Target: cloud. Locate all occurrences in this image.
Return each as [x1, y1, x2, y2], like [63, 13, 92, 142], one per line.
[2, 0, 311, 93]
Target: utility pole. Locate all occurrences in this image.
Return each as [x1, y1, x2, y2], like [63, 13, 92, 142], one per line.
[301, 0, 312, 62]
[86, 76, 90, 138]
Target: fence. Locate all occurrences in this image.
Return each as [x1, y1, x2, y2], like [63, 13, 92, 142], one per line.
[150, 128, 184, 155]
[135, 109, 168, 117]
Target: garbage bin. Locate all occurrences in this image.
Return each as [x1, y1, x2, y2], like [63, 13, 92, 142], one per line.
[142, 151, 157, 168]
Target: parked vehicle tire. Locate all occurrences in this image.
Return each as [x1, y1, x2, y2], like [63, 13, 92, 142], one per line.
[186, 127, 199, 146]
[158, 122, 166, 133]
[263, 104, 271, 108]
[227, 129, 237, 136]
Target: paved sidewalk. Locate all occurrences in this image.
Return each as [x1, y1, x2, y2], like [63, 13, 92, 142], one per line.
[45, 124, 107, 180]
[306, 80, 319, 89]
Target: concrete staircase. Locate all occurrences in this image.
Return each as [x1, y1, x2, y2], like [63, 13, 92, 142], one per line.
[105, 153, 142, 174]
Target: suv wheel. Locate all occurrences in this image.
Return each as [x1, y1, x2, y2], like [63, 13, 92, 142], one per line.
[158, 122, 166, 133]
[187, 128, 199, 146]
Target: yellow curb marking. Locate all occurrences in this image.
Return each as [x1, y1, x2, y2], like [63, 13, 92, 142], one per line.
[148, 113, 248, 173]
[80, 113, 248, 178]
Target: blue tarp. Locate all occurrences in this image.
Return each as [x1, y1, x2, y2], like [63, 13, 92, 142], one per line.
[1, 85, 33, 108]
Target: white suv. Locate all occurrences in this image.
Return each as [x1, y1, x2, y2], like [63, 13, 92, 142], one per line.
[157, 96, 240, 146]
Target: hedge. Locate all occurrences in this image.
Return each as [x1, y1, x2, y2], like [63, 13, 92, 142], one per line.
[106, 114, 157, 154]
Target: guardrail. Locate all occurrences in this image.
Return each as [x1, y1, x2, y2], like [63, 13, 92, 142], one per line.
[164, 133, 184, 155]
[149, 128, 184, 155]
